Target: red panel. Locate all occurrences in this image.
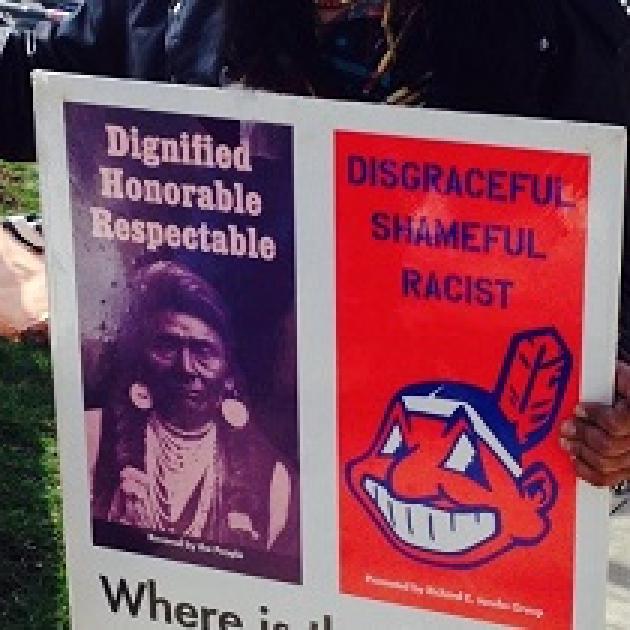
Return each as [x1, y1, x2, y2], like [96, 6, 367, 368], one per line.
[336, 130, 589, 629]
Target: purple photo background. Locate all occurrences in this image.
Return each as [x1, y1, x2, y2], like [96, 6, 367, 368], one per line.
[65, 102, 300, 583]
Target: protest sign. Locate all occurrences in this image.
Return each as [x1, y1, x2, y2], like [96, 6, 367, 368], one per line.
[34, 71, 625, 629]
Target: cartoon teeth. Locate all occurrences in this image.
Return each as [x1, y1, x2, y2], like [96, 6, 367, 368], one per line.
[363, 478, 497, 553]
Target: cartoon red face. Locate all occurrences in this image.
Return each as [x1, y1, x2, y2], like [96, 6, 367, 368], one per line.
[346, 329, 570, 568]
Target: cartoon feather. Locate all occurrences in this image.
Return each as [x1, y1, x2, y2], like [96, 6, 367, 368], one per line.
[495, 329, 572, 449]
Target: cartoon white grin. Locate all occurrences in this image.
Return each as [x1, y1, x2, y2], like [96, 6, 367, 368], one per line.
[348, 329, 569, 568]
[363, 477, 498, 554]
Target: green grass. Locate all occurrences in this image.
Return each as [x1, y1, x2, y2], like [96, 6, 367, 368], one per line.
[0, 339, 69, 629]
[0, 160, 40, 217]
[0, 161, 69, 628]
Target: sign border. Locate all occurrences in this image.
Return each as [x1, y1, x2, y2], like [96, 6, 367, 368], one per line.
[33, 70, 626, 630]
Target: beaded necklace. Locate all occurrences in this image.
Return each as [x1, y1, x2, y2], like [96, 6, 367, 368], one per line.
[145, 414, 219, 538]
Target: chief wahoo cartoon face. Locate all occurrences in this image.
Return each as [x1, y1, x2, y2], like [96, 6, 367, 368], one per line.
[346, 328, 571, 569]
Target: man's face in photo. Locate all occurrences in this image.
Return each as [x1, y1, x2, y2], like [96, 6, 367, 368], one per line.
[144, 310, 228, 427]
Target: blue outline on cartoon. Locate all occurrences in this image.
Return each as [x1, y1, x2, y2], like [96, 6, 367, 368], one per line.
[346, 328, 571, 569]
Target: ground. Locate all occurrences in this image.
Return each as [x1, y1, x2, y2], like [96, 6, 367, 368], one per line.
[0, 338, 69, 629]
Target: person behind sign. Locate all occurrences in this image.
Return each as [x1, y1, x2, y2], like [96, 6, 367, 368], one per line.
[86, 260, 296, 551]
[1, 0, 629, 487]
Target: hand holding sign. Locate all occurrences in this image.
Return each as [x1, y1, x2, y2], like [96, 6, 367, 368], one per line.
[561, 361, 630, 487]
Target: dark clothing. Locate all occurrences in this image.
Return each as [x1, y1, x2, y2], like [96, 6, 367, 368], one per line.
[0, 0, 228, 160]
[1, 0, 628, 151]
[317, 1, 630, 125]
[1, 0, 629, 348]
[418, 1, 629, 125]
[0, 0, 320, 159]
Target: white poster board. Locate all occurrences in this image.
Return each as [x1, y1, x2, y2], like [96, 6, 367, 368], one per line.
[34, 71, 626, 629]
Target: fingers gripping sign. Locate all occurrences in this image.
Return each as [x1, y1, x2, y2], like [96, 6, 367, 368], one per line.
[560, 361, 630, 487]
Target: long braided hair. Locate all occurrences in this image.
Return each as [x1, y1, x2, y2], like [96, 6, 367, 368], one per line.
[226, 0, 433, 102]
[379, 0, 433, 104]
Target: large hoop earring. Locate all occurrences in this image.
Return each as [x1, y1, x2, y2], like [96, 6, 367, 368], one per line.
[221, 377, 249, 428]
[129, 382, 153, 410]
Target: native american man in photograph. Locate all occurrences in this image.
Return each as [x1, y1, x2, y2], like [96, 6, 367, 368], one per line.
[85, 261, 296, 553]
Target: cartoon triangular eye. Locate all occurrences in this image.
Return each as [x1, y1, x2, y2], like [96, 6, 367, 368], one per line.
[381, 424, 404, 456]
[443, 433, 476, 472]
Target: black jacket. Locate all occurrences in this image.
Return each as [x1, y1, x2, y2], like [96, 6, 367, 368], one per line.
[0, 0, 321, 160]
[1, 0, 226, 160]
